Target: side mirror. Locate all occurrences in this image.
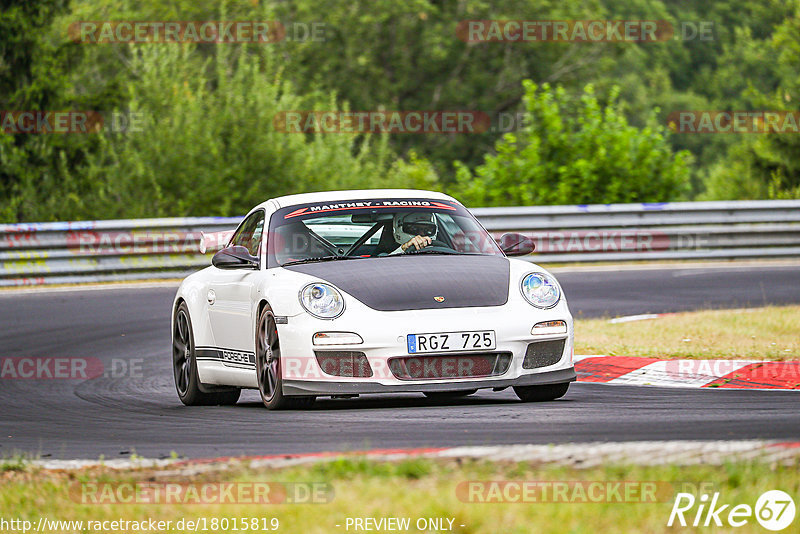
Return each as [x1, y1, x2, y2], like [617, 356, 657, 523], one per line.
[499, 233, 535, 256]
[212, 245, 260, 269]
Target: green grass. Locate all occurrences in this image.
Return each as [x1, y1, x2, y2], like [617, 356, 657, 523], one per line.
[1, 457, 797, 533]
[0, 455, 29, 473]
[575, 306, 800, 360]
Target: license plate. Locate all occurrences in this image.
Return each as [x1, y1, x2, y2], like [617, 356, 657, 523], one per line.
[407, 330, 496, 354]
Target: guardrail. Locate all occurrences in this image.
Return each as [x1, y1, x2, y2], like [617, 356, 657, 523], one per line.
[473, 199, 800, 263]
[1, 200, 798, 286]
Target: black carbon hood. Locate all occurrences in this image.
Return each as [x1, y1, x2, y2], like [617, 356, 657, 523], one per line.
[285, 255, 510, 311]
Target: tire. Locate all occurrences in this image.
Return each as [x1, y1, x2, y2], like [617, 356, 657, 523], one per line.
[172, 302, 240, 406]
[256, 305, 316, 410]
[423, 389, 478, 399]
[513, 382, 570, 402]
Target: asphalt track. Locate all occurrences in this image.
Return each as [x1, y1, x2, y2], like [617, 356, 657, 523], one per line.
[1, 263, 798, 460]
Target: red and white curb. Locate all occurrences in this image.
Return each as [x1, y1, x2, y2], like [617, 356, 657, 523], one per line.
[428, 441, 800, 468]
[574, 355, 800, 390]
[31, 441, 800, 471]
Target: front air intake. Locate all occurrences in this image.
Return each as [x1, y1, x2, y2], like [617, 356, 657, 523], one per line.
[388, 352, 512, 380]
[523, 339, 566, 369]
[314, 351, 373, 378]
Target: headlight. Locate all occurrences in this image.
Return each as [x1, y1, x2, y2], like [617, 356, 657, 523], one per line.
[300, 283, 345, 319]
[520, 272, 561, 309]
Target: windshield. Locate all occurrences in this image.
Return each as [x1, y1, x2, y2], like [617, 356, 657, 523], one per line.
[267, 198, 503, 267]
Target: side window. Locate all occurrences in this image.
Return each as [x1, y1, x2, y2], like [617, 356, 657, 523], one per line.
[248, 217, 265, 256]
[230, 211, 265, 257]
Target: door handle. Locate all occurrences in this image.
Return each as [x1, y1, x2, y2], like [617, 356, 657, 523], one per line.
[207, 289, 216, 305]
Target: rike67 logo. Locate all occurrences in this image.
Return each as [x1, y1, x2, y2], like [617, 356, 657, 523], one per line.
[668, 490, 795, 531]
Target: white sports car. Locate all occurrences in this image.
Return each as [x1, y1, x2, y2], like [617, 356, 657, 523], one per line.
[172, 190, 576, 409]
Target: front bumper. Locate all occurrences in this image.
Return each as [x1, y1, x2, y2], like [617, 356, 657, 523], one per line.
[283, 366, 576, 395]
[277, 301, 575, 396]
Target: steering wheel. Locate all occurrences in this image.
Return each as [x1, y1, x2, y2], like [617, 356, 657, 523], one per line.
[404, 239, 454, 254]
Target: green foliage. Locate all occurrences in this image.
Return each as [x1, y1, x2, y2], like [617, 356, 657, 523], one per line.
[0, 0, 77, 221]
[1, 0, 443, 221]
[701, 5, 800, 200]
[451, 82, 691, 206]
[54, 44, 438, 219]
[309, 457, 433, 480]
[0, 0, 71, 107]
[265, 0, 635, 178]
[0, 454, 30, 472]
[700, 129, 800, 201]
[2, 0, 799, 221]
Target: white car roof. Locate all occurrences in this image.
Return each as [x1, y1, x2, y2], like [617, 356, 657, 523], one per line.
[262, 189, 458, 210]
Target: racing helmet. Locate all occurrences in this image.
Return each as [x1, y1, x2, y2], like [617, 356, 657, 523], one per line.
[393, 212, 437, 244]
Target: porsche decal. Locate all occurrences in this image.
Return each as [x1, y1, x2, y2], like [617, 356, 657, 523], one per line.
[195, 347, 256, 368]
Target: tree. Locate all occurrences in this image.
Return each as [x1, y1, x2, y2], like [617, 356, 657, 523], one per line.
[701, 6, 800, 200]
[59, 44, 437, 220]
[0, 0, 75, 221]
[451, 81, 691, 206]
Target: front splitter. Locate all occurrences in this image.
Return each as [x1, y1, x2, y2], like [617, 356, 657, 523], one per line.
[282, 367, 576, 396]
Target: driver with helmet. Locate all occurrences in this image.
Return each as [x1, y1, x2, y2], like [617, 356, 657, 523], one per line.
[390, 212, 438, 254]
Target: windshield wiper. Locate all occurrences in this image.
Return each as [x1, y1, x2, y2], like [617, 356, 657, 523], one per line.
[283, 255, 358, 266]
